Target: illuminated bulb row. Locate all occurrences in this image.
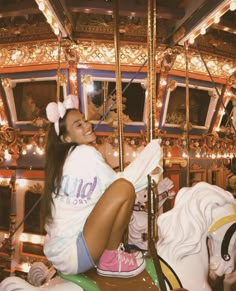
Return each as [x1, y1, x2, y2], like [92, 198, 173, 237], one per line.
[112, 150, 137, 158]
[230, 1, 236, 10]
[0, 178, 27, 187]
[0, 177, 10, 184]
[37, 0, 61, 36]
[20, 233, 45, 245]
[187, 0, 235, 45]
[206, 153, 235, 159]
[3, 144, 45, 160]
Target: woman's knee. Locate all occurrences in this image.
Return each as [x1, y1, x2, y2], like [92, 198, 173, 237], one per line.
[116, 178, 135, 191]
[111, 178, 135, 199]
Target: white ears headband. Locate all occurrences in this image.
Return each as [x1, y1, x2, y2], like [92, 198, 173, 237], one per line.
[46, 95, 79, 136]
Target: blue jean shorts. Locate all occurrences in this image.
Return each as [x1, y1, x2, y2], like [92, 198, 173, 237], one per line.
[77, 232, 96, 273]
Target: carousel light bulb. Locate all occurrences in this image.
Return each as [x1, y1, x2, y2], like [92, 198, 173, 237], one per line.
[22, 149, 27, 155]
[219, 109, 225, 116]
[132, 151, 137, 158]
[160, 79, 167, 86]
[230, 1, 236, 11]
[46, 11, 52, 24]
[167, 151, 172, 158]
[196, 152, 201, 158]
[38, 1, 45, 11]
[200, 27, 206, 35]
[182, 152, 188, 158]
[70, 74, 77, 82]
[0, 119, 7, 125]
[54, 26, 60, 36]
[26, 144, 33, 150]
[4, 150, 11, 161]
[156, 100, 162, 108]
[189, 37, 195, 44]
[214, 15, 220, 24]
[36, 146, 44, 155]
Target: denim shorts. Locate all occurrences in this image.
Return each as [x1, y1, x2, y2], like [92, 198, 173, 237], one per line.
[77, 231, 96, 273]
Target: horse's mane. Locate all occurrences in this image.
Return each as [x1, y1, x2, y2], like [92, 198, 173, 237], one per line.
[157, 182, 235, 261]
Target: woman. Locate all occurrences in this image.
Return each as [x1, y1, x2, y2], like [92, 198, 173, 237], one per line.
[43, 95, 162, 278]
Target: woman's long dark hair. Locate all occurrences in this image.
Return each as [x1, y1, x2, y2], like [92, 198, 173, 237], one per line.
[42, 109, 77, 225]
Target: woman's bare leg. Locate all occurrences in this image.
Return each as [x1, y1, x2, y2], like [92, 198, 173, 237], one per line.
[83, 178, 135, 262]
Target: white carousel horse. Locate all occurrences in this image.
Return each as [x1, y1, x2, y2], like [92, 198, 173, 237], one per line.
[0, 262, 83, 291]
[157, 181, 236, 291]
[0, 276, 83, 291]
[128, 177, 176, 250]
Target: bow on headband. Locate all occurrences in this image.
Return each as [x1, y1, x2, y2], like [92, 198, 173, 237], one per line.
[46, 94, 79, 136]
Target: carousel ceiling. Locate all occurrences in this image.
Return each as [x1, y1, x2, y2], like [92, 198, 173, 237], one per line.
[0, 0, 235, 59]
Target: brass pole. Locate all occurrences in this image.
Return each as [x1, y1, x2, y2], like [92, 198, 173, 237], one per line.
[56, 35, 62, 102]
[147, 0, 157, 142]
[147, 1, 167, 291]
[147, 0, 157, 241]
[113, 0, 124, 171]
[103, 81, 108, 117]
[184, 41, 190, 187]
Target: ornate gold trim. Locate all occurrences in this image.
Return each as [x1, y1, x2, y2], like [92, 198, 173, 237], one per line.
[165, 158, 187, 168]
[28, 183, 43, 194]
[0, 40, 235, 80]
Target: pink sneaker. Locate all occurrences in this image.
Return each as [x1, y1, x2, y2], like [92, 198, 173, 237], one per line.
[97, 244, 146, 278]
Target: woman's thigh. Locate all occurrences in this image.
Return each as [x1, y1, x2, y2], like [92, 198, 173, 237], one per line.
[83, 178, 135, 260]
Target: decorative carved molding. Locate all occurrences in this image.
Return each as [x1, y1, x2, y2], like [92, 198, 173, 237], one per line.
[191, 162, 203, 170]
[209, 161, 219, 170]
[0, 40, 235, 80]
[0, 180, 9, 186]
[28, 183, 43, 194]
[165, 158, 187, 168]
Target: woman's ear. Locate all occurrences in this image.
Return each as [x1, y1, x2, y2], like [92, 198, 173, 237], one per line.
[60, 135, 71, 143]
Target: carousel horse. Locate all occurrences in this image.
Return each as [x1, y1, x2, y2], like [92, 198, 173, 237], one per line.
[1, 181, 235, 291]
[157, 181, 236, 291]
[128, 177, 176, 251]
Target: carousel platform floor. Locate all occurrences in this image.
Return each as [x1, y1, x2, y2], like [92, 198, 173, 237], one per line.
[85, 268, 159, 291]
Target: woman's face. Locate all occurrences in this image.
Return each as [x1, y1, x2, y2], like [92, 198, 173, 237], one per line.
[64, 110, 96, 145]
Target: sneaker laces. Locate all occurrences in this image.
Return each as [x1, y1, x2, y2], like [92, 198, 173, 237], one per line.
[117, 243, 136, 272]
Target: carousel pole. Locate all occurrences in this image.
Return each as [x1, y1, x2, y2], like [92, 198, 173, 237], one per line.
[147, 0, 157, 241]
[184, 41, 190, 187]
[113, 0, 124, 171]
[147, 0, 156, 142]
[147, 1, 167, 290]
[56, 33, 62, 103]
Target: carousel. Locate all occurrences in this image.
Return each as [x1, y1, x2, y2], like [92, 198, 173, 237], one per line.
[0, 0, 236, 290]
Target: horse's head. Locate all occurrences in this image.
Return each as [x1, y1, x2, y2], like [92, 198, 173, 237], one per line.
[157, 183, 236, 264]
[208, 203, 236, 277]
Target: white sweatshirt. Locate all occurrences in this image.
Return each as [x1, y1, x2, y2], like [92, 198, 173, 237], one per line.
[44, 139, 162, 274]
